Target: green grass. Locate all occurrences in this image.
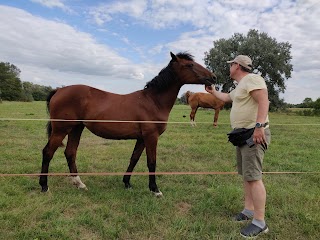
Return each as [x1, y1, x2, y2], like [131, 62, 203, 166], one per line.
[0, 101, 320, 239]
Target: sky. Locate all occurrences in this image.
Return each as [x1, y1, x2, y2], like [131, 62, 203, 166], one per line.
[0, 0, 319, 104]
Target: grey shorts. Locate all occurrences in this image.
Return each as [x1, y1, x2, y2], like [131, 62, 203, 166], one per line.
[236, 128, 271, 181]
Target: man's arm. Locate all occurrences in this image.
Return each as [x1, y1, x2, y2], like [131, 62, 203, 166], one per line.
[250, 88, 269, 124]
[205, 85, 232, 103]
[250, 88, 269, 145]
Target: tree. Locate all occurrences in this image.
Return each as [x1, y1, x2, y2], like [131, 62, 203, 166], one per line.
[0, 62, 23, 101]
[313, 98, 320, 115]
[21, 81, 34, 101]
[0, 62, 54, 101]
[204, 29, 293, 110]
[22, 81, 54, 101]
[302, 97, 313, 108]
[179, 92, 188, 105]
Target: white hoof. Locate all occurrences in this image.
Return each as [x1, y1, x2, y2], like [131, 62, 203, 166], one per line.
[71, 176, 88, 190]
[41, 187, 49, 193]
[152, 190, 163, 197]
[78, 184, 88, 191]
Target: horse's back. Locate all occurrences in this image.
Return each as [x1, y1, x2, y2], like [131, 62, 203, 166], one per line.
[189, 92, 224, 109]
[51, 84, 131, 113]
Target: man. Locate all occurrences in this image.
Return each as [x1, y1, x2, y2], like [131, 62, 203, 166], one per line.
[205, 55, 271, 238]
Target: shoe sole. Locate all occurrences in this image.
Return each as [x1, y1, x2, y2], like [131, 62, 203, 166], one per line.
[240, 227, 269, 238]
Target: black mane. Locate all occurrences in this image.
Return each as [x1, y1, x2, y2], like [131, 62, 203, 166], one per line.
[175, 52, 194, 61]
[144, 52, 194, 92]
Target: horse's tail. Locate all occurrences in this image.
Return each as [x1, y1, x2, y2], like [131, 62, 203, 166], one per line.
[46, 89, 58, 139]
[185, 91, 192, 104]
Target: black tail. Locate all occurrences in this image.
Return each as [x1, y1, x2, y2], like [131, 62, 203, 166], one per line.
[46, 89, 58, 139]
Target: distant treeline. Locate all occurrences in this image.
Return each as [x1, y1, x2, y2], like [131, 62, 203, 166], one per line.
[0, 62, 53, 101]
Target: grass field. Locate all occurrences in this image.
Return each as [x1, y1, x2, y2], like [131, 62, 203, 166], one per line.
[0, 101, 320, 239]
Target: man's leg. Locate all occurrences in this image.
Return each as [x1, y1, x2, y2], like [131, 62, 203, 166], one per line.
[240, 179, 268, 238]
[246, 179, 266, 220]
[244, 181, 254, 212]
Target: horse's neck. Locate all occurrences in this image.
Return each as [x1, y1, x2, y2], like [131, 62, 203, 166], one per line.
[153, 84, 182, 111]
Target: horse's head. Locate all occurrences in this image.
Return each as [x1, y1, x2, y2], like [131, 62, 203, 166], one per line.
[170, 52, 216, 86]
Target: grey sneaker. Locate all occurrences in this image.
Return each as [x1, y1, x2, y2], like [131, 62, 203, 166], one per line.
[240, 223, 269, 238]
[234, 212, 251, 222]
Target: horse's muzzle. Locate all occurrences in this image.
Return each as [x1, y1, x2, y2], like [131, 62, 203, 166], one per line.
[204, 75, 217, 86]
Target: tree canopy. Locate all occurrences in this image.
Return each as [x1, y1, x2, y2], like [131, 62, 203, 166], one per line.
[0, 62, 23, 101]
[204, 29, 293, 110]
[0, 62, 53, 101]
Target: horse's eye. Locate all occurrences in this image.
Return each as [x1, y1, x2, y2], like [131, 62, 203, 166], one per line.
[186, 63, 193, 68]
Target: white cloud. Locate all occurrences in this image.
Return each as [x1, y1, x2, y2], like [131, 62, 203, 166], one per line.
[30, 0, 72, 13]
[88, 0, 147, 26]
[0, 5, 147, 86]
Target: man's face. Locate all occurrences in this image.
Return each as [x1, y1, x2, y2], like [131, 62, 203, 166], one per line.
[229, 62, 238, 79]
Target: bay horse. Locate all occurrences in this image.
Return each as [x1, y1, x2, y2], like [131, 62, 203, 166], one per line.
[39, 52, 216, 197]
[185, 91, 225, 127]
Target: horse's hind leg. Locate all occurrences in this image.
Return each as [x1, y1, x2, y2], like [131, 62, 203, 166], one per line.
[213, 108, 220, 127]
[123, 138, 145, 189]
[64, 124, 87, 190]
[40, 132, 67, 192]
[190, 107, 198, 127]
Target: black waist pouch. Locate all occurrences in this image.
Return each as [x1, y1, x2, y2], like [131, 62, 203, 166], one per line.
[227, 128, 254, 147]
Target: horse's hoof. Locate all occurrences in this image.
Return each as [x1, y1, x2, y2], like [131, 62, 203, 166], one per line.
[125, 187, 133, 192]
[124, 183, 132, 189]
[41, 186, 49, 192]
[151, 190, 163, 197]
[78, 186, 88, 191]
[70, 176, 87, 190]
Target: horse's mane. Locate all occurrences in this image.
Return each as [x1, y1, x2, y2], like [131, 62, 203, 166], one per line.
[144, 52, 194, 92]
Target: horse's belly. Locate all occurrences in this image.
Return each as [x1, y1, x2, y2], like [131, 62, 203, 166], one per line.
[199, 102, 214, 108]
[84, 122, 141, 139]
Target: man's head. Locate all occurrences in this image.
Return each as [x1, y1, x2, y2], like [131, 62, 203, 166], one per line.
[227, 55, 252, 71]
[227, 55, 253, 81]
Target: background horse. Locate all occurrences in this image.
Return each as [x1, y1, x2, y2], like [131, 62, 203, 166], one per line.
[185, 91, 225, 127]
[40, 52, 216, 197]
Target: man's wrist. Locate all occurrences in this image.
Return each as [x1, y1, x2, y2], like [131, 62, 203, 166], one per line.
[255, 122, 268, 128]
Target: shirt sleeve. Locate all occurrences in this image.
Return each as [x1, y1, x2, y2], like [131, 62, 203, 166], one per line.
[229, 89, 235, 101]
[246, 75, 267, 93]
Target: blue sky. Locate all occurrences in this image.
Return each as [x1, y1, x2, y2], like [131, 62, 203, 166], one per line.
[0, 0, 319, 104]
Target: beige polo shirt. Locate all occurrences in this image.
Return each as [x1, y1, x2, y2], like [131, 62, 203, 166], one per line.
[229, 73, 269, 129]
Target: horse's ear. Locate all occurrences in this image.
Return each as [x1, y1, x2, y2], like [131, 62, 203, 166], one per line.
[170, 52, 177, 62]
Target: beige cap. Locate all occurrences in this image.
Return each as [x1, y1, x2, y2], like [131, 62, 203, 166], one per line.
[227, 55, 252, 70]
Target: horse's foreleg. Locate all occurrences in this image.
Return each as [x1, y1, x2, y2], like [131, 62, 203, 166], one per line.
[65, 124, 87, 190]
[123, 139, 145, 189]
[213, 108, 220, 127]
[39, 133, 66, 192]
[145, 136, 162, 197]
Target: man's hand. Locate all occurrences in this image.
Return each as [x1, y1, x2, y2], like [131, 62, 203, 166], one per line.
[205, 85, 215, 94]
[253, 128, 267, 149]
[205, 85, 232, 103]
